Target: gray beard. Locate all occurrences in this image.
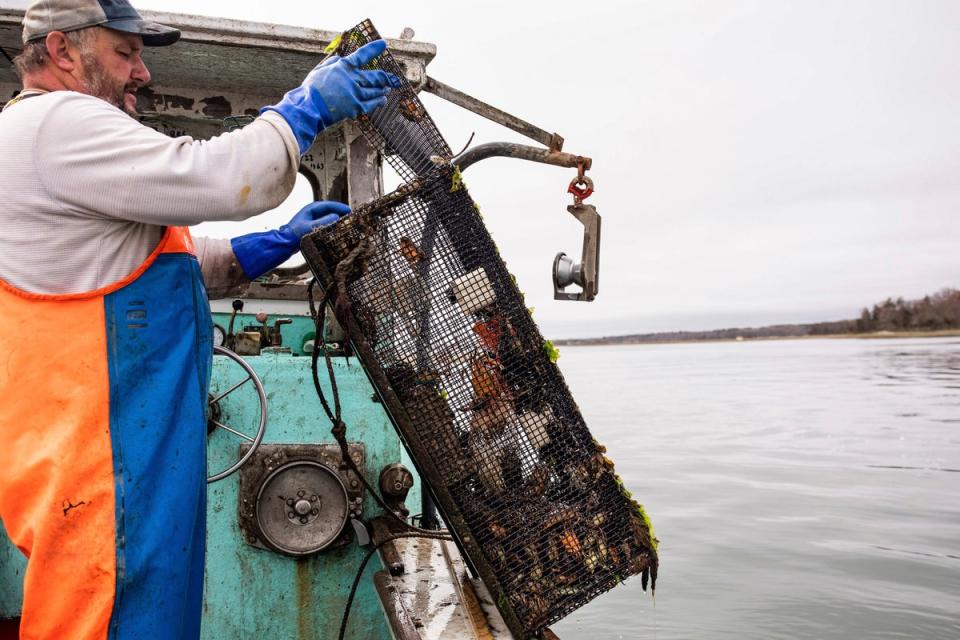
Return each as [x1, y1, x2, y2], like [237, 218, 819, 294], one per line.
[79, 52, 137, 117]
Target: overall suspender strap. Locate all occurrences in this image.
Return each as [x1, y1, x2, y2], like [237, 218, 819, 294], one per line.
[2, 90, 47, 112]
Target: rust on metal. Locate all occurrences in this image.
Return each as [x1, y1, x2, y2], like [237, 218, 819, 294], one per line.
[441, 541, 496, 640]
[371, 517, 406, 576]
[373, 572, 422, 640]
[453, 143, 591, 172]
[423, 75, 564, 152]
[372, 533, 514, 639]
[296, 559, 315, 639]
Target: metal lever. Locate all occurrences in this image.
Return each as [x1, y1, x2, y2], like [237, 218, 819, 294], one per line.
[423, 76, 564, 151]
[553, 203, 601, 302]
[351, 518, 371, 547]
[270, 318, 293, 347]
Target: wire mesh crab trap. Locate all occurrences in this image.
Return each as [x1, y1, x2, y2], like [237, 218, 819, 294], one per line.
[302, 20, 658, 639]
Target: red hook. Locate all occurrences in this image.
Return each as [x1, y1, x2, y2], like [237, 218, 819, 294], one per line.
[568, 176, 595, 202]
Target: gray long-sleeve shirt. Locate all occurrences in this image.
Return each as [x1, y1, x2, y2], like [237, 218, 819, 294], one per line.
[0, 90, 300, 296]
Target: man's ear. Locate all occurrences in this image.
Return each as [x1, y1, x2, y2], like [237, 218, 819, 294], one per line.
[45, 31, 78, 72]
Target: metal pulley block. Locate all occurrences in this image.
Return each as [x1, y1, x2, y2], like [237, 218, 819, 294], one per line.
[378, 463, 415, 516]
[237, 443, 365, 557]
[553, 176, 601, 302]
[256, 461, 350, 555]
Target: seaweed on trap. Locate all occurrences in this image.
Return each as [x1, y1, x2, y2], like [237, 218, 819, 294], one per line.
[301, 20, 658, 639]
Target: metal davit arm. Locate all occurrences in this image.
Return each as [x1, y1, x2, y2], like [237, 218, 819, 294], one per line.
[423, 75, 564, 151]
[452, 142, 591, 172]
[420, 75, 592, 172]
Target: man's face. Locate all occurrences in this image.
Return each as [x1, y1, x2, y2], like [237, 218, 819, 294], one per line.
[75, 28, 150, 116]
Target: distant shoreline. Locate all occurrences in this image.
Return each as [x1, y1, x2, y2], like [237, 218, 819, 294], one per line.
[554, 329, 960, 347]
[555, 289, 960, 347]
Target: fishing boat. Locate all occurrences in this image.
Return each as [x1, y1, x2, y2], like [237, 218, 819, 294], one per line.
[1, 7, 654, 639]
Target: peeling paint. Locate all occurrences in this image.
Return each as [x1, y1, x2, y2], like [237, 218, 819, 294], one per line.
[296, 559, 313, 639]
[201, 96, 233, 118]
[136, 87, 196, 113]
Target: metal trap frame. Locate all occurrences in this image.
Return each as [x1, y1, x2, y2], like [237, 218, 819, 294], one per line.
[302, 20, 657, 639]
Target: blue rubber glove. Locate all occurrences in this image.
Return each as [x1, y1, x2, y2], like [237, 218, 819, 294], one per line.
[262, 40, 397, 154]
[231, 201, 352, 279]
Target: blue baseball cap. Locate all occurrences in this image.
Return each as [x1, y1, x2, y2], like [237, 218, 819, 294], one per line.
[23, 0, 180, 47]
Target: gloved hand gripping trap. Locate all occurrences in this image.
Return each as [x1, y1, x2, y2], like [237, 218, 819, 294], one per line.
[301, 21, 658, 638]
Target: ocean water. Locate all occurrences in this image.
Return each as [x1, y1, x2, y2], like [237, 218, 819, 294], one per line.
[550, 338, 960, 640]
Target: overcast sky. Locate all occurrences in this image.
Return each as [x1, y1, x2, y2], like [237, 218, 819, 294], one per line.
[131, 0, 959, 338]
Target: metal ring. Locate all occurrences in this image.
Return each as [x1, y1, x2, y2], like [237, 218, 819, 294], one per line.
[568, 175, 595, 200]
[570, 175, 594, 189]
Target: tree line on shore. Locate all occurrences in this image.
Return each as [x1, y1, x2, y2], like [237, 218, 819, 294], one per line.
[847, 288, 960, 333]
[556, 288, 960, 345]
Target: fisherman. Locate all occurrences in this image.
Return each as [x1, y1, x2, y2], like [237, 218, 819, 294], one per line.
[0, 1, 395, 637]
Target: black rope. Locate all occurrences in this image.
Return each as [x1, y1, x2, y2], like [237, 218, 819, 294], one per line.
[307, 277, 320, 327]
[308, 281, 338, 424]
[338, 531, 452, 640]
[304, 198, 462, 640]
[307, 277, 445, 536]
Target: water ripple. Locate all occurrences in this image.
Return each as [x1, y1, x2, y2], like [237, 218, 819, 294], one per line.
[553, 338, 960, 640]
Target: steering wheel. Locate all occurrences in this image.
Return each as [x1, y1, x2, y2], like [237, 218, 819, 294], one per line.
[207, 345, 268, 483]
